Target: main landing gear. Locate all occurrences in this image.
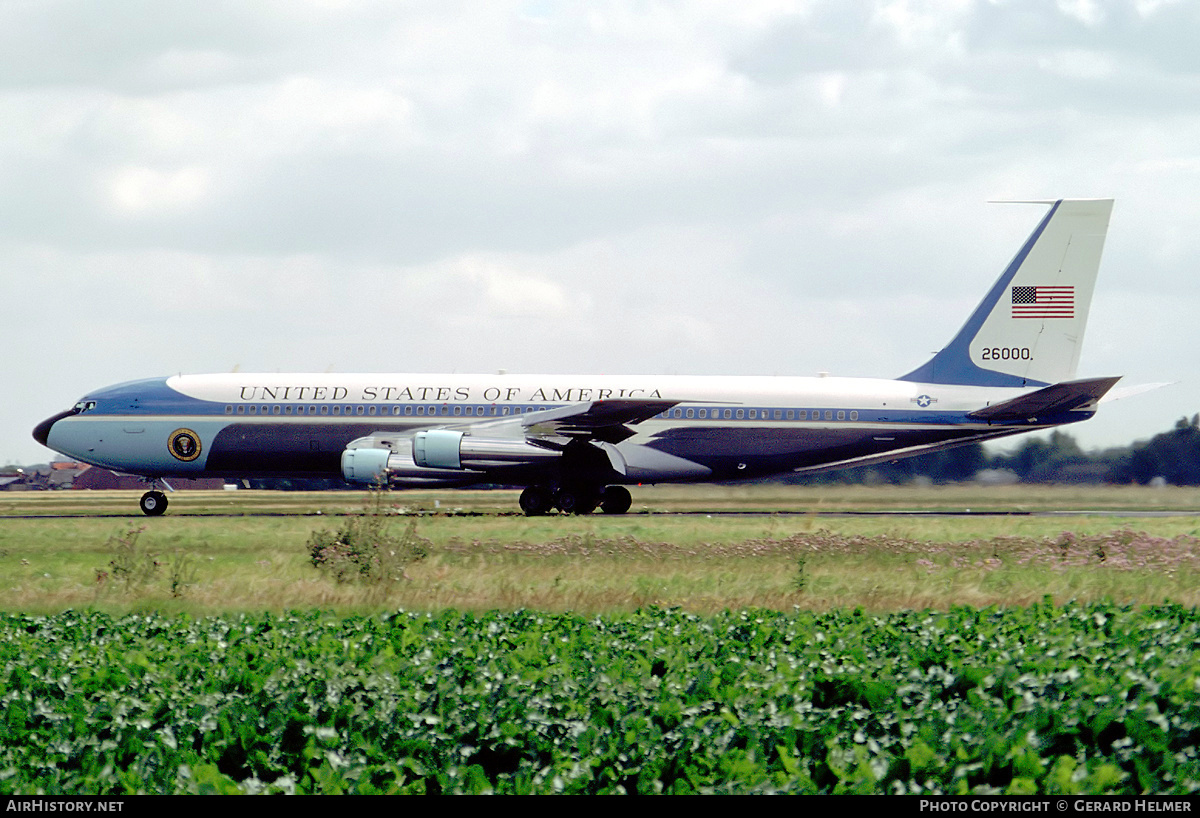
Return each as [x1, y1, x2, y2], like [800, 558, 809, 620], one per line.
[519, 485, 632, 516]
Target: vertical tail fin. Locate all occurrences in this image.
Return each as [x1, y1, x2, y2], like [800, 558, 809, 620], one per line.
[900, 198, 1113, 387]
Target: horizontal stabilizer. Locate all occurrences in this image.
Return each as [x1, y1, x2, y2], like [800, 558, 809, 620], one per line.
[968, 376, 1121, 422]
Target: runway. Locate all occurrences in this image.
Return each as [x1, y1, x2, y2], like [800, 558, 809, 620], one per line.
[4, 508, 1198, 519]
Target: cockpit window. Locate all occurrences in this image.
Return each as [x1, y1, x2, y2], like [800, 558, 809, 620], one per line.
[73, 400, 97, 413]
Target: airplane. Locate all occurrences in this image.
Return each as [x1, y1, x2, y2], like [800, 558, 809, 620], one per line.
[34, 198, 1119, 517]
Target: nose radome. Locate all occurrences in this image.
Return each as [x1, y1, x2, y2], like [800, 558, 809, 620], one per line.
[33, 410, 75, 447]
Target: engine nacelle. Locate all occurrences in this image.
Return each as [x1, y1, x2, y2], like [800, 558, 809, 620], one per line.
[412, 429, 561, 470]
[341, 446, 390, 484]
[341, 441, 482, 486]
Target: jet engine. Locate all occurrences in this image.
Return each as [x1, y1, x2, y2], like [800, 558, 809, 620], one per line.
[340, 430, 561, 486]
[341, 437, 480, 486]
[412, 429, 561, 469]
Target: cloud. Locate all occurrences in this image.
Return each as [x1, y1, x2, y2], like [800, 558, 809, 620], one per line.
[106, 166, 211, 214]
[5, 0, 1200, 463]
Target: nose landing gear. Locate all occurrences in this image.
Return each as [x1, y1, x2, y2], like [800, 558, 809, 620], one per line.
[139, 490, 168, 516]
[138, 478, 174, 516]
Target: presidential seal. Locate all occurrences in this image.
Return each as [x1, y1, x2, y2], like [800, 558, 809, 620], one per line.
[168, 429, 202, 462]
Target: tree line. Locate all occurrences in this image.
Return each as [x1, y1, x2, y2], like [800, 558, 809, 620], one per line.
[794, 414, 1200, 486]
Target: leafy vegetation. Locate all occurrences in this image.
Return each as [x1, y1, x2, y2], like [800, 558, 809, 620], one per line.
[2, 604, 1199, 794]
[306, 491, 430, 586]
[96, 524, 198, 600]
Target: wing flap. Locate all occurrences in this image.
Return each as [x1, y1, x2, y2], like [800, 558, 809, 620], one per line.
[523, 399, 678, 432]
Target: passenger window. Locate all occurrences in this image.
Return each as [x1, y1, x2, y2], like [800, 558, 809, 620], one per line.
[824, 410, 833, 420]
[837, 410, 845, 420]
[736, 409, 744, 419]
[686, 409, 694, 418]
[850, 411, 859, 421]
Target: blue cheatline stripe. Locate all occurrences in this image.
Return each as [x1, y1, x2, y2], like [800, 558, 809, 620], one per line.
[79, 403, 1092, 430]
[898, 201, 1060, 388]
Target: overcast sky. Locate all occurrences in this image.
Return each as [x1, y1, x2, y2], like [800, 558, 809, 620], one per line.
[4, 0, 1197, 466]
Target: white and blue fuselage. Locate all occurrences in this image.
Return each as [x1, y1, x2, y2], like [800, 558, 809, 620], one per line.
[36, 371, 1072, 481]
[33, 199, 1121, 515]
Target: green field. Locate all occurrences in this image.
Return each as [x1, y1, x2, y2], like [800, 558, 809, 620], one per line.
[3, 486, 1199, 794]
[2, 484, 1199, 614]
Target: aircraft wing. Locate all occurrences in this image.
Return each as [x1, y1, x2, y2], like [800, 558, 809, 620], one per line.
[522, 399, 677, 429]
[384, 398, 681, 477]
[475, 399, 679, 444]
[968, 376, 1121, 422]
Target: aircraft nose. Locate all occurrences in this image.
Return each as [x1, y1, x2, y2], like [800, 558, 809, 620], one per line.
[33, 410, 76, 448]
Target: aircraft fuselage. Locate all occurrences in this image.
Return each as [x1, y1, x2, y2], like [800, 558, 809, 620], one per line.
[35, 371, 1090, 486]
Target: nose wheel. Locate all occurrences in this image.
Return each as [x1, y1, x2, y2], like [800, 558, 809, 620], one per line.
[139, 490, 168, 516]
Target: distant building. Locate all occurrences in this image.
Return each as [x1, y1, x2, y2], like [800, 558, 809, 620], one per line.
[71, 467, 224, 491]
[0, 462, 224, 491]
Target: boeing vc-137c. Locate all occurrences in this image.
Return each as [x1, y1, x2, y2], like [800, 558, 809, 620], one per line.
[35, 199, 1119, 516]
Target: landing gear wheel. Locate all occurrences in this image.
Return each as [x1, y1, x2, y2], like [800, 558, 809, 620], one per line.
[519, 486, 554, 516]
[555, 488, 598, 515]
[600, 486, 632, 515]
[139, 490, 168, 516]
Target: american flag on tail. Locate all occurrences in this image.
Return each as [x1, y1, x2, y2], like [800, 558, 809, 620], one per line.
[1011, 285, 1074, 319]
